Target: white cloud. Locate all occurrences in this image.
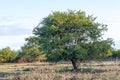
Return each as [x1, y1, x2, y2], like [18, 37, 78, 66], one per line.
[0, 17, 41, 36]
[103, 22, 120, 41]
[0, 17, 41, 50]
[0, 34, 32, 50]
[114, 40, 120, 49]
[0, 17, 40, 30]
[95, 14, 120, 41]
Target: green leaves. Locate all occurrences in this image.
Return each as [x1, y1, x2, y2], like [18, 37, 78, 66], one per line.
[33, 10, 113, 62]
[0, 47, 18, 63]
[19, 44, 46, 62]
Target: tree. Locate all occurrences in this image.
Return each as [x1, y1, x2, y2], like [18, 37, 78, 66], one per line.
[0, 47, 18, 63]
[17, 36, 46, 62]
[33, 10, 113, 71]
[112, 49, 120, 58]
[87, 38, 113, 59]
[20, 45, 45, 62]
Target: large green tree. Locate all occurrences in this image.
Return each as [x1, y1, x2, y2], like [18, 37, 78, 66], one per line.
[33, 10, 113, 71]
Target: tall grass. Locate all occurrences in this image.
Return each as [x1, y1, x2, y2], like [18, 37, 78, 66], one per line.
[0, 60, 120, 80]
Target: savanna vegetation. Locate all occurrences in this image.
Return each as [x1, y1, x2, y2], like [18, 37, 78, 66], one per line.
[0, 61, 120, 80]
[0, 10, 120, 80]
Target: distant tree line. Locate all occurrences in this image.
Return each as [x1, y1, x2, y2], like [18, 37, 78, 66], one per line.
[0, 42, 46, 63]
[112, 49, 120, 58]
[0, 45, 120, 63]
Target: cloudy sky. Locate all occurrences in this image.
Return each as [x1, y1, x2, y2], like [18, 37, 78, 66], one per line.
[0, 0, 120, 50]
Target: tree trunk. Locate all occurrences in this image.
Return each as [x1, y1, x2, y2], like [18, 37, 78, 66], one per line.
[71, 59, 78, 72]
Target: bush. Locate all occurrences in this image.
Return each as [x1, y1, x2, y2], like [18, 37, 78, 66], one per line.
[0, 47, 18, 63]
[112, 50, 120, 58]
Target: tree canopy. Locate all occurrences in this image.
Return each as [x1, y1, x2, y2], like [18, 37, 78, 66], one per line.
[33, 10, 113, 71]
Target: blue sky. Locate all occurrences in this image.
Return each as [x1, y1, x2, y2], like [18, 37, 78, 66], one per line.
[0, 0, 120, 50]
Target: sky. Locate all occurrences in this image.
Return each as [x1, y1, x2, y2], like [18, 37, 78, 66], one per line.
[0, 0, 120, 50]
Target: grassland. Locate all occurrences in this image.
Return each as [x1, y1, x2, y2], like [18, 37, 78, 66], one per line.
[0, 60, 120, 80]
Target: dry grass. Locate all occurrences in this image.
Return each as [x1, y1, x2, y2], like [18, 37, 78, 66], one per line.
[0, 60, 120, 80]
